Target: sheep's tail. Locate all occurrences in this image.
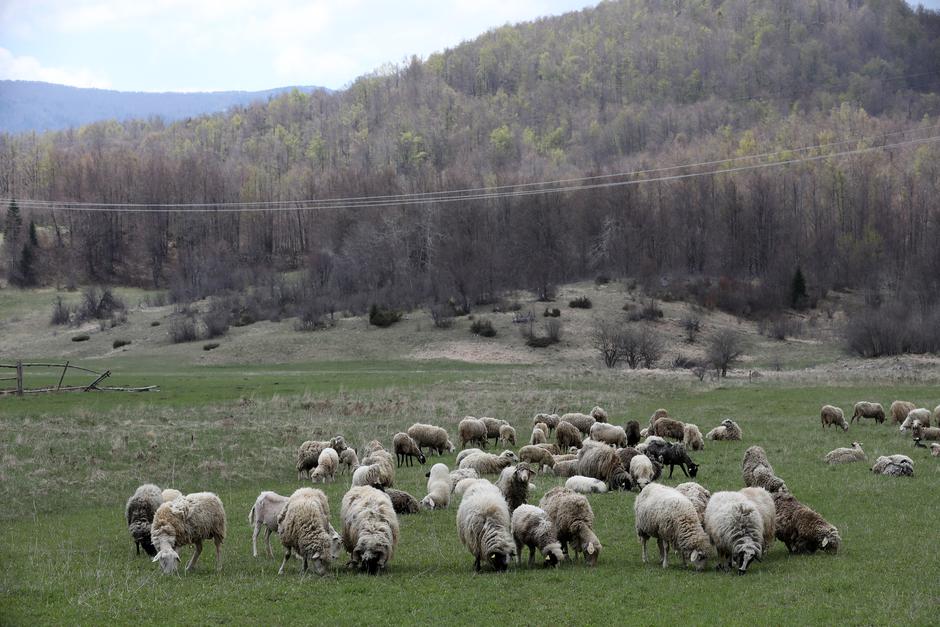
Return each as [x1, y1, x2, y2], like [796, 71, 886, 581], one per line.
[248, 504, 255, 525]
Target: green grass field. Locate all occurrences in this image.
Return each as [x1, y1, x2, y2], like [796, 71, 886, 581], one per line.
[1, 359, 938, 625]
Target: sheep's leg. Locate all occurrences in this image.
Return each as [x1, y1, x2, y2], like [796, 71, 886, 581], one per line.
[639, 534, 649, 563]
[265, 529, 274, 558]
[474, 556, 481, 572]
[214, 536, 223, 571]
[186, 541, 203, 572]
[528, 547, 536, 567]
[668, 465, 674, 478]
[657, 538, 668, 568]
[302, 556, 308, 574]
[135, 541, 140, 556]
[679, 464, 689, 478]
[251, 522, 260, 557]
[278, 549, 290, 574]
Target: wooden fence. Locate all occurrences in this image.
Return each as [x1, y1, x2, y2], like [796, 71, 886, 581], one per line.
[0, 361, 157, 396]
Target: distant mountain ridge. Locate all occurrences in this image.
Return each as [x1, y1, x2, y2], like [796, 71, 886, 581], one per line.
[0, 80, 329, 133]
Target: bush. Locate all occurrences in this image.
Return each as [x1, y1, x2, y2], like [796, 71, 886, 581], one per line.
[71, 334, 90, 342]
[78, 286, 126, 322]
[470, 318, 497, 337]
[523, 319, 561, 348]
[672, 355, 700, 369]
[759, 315, 803, 341]
[112, 339, 131, 349]
[203, 342, 220, 351]
[50, 297, 72, 325]
[169, 318, 198, 344]
[569, 296, 592, 309]
[295, 300, 334, 332]
[845, 303, 940, 357]
[543, 308, 561, 317]
[706, 329, 748, 377]
[594, 275, 611, 285]
[150, 321, 161, 327]
[628, 299, 663, 322]
[681, 314, 701, 343]
[429, 304, 455, 329]
[369, 304, 402, 328]
[203, 301, 231, 339]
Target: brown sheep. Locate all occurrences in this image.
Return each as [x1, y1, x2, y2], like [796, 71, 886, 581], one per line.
[555, 421, 583, 450]
[850, 402, 885, 424]
[458, 417, 488, 449]
[650, 417, 685, 440]
[820, 405, 848, 431]
[889, 400, 916, 425]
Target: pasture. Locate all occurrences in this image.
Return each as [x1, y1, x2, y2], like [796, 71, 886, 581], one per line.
[0, 360, 938, 624]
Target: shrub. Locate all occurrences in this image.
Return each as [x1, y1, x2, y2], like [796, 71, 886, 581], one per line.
[150, 321, 161, 327]
[844, 303, 940, 357]
[78, 286, 126, 322]
[672, 355, 700, 369]
[203, 342, 220, 351]
[71, 334, 90, 342]
[706, 329, 748, 377]
[591, 319, 627, 367]
[169, 318, 198, 344]
[202, 300, 231, 339]
[112, 339, 131, 349]
[470, 318, 496, 337]
[543, 307, 561, 317]
[628, 298, 663, 322]
[681, 314, 701, 343]
[50, 297, 72, 325]
[523, 319, 561, 348]
[569, 296, 592, 309]
[429, 304, 455, 329]
[594, 275, 611, 285]
[759, 315, 803, 341]
[369, 304, 402, 328]
[295, 301, 334, 332]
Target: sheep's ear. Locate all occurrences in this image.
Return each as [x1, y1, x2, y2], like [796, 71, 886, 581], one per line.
[586, 543, 596, 555]
[490, 553, 496, 560]
[690, 550, 701, 561]
[311, 552, 320, 560]
[821, 537, 829, 547]
[151, 554, 160, 563]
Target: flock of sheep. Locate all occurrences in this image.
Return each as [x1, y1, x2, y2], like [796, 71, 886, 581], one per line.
[124, 400, 938, 577]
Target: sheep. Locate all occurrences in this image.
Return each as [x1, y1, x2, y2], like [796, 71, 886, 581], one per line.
[455, 477, 490, 497]
[480, 416, 509, 442]
[248, 491, 288, 558]
[703, 491, 764, 575]
[341, 486, 399, 574]
[934, 404, 940, 425]
[339, 448, 360, 475]
[577, 443, 632, 490]
[630, 454, 656, 489]
[552, 453, 577, 463]
[534, 413, 560, 433]
[518, 444, 555, 473]
[529, 426, 548, 446]
[682, 423, 705, 451]
[650, 417, 685, 440]
[590, 406, 609, 423]
[498, 424, 517, 447]
[555, 421, 583, 450]
[456, 448, 483, 466]
[295, 436, 348, 479]
[538, 487, 602, 566]
[311, 447, 339, 483]
[151, 492, 226, 574]
[626, 420, 641, 446]
[534, 422, 550, 437]
[824, 442, 866, 464]
[912, 421, 940, 441]
[705, 419, 742, 441]
[384, 488, 420, 515]
[889, 400, 916, 425]
[640, 428, 649, 439]
[565, 476, 608, 494]
[406, 423, 454, 456]
[930, 443, 940, 457]
[589, 422, 628, 448]
[456, 481, 515, 572]
[561, 412, 596, 435]
[739, 487, 776, 555]
[634, 483, 711, 570]
[446, 468, 480, 492]
[850, 401, 885, 424]
[392, 432, 427, 467]
[772, 492, 841, 554]
[458, 450, 519, 475]
[552, 459, 579, 478]
[161, 489, 182, 502]
[352, 445, 395, 488]
[675, 482, 711, 524]
[645, 440, 699, 479]
[742, 446, 787, 492]
[871, 455, 914, 477]
[276, 488, 339, 576]
[535, 442, 561, 455]
[511, 504, 565, 567]
[497, 463, 532, 512]
[820, 405, 849, 431]
[458, 417, 489, 449]
[420, 463, 451, 510]
[126, 484, 163, 557]
[900, 409, 932, 432]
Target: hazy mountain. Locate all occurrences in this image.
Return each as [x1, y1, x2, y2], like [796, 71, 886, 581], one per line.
[0, 81, 329, 133]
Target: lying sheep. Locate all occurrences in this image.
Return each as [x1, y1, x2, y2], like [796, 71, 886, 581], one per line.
[420, 463, 451, 510]
[555, 421, 583, 450]
[682, 423, 705, 451]
[589, 422, 628, 448]
[634, 483, 710, 570]
[552, 459, 579, 478]
[889, 400, 916, 425]
[900, 409, 932, 432]
[772, 491, 840, 554]
[871, 455, 914, 477]
[276, 488, 340, 576]
[820, 405, 848, 431]
[912, 421, 940, 441]
[481, 417, 509, 442]
[705, 419, 742, 441]
[339, 448, 360, 475]
[457, 481, 515, 572]
[553, 453, 577, 463]
[823, 442, 866, 464]
[498, 424, 517, 447]
[739, 487, 776, 555]
[650, 417, 685, 440]
[577, 442, 632, 490]
[930, 443, 940, 457]
[561, 412, 596, 435]
[742, 446, 787, 492]
[565, 475, 608, 494]
[454, 477, 490, 497]
[518, 445, 555, 472]
[626, 420, 641, 447]
[352, 445, 395, 488]
[630, 454, 656, 489]
[384, 488, 420, 515]
[392, 432, 427, 467]
[645, 440, 699, 479]
[591, 406, 609, 423]
[703, 491, 764, 575]
[539, 487, 602, 566]
[533, 413, 560, 433]
[511, 504, 565, 567]
[151, 492, 226, 574]
[458, 417, 489, 449]
[850, 401, 885, 424]
[126, 484, 163, 557]
[675, 482, 711, 524]
[529, 426, 548, 446]
[407, 423, 455, 456]
[248, 491, 288, 558]
[341, 486, 399, 574]
[497, 463, 532, 512]
[458, 450, 519, 475]
[311, 447, 339, 483]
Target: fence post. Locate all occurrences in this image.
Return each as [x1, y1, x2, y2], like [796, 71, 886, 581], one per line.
[57, 361, 70, 391]
[15, 360, 23, 396]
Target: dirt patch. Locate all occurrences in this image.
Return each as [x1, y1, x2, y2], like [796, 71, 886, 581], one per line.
[410, 341, 538, 364]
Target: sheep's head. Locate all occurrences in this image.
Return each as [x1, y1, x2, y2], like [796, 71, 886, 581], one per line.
[819, 529, 841, 554]
[446, 440, 455, 452]
[582, 540, 601, 567]
[721, 419, 734, 428]
[330, 436, 347, 453]
[502, 450, 519, 463]
[329, 529, 343, 561]
[356, 546, 388, 575]
[419, 495, 435, 510]
[152, 547, 181, 574]
[732, 544, 760, 574]
[689, 549, 708, 571]
[611, 470, 632, 492]
[687, 462, 700, 478]
[840, 421, 849, 432]
[487, 550, 511, 572]
[417, 452, 427, 465]
[543, 543, 565, 567]
[515, 464, 531, 484]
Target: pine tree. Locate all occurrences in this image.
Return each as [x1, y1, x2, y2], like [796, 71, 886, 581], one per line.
[790, 266, 807, 309]
[4, 199, 22, 243]
[17, 242, 36, 287]
[28, 220, 38, 247]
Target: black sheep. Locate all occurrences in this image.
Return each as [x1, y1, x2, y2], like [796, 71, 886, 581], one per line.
[625, 420, 641, 447]
[646, 440, 699, 478]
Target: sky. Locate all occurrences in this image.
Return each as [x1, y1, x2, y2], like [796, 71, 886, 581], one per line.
[0, 0, 599, 92]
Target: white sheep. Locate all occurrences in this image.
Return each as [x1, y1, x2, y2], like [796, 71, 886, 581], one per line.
[824, 442, 866, 464]
[739, 487, 776, 555]
[311, 447, 339, 483]
[341, 486, 399, 574]
[560, 412, 596, 435]
[458, 450, 519, 474]
[421, 463, 451, 510]
[634, 483, 710, 570]
[871, 455, 914, 477]
[456, 480, 515, 572]
[682, 424, 705, 451]
[126, 484, 163, 557]
[705, 419, 742, 441]
[629, 454, 655, 489]
[565, 475, 609, 494]
[276, 488, 340, 576]
[589, 422, 627, 447]
[820, 405, 849, 431]
[538, 487, 602, 566]
[161, 488, 182, 502]
[248, 490, 288, 558]
[703, 491, 764, 574]
[675, 482, 711, 524]
[458, 417, 489, 449]
[529, 426, 548, 446]
[511, 504, 565, 567]
[456, 448, 483, 466]
[351, 445, 395, 488]
[150, 492, 226, 574]
[498, 424, 517, 447]
[900, 408, 932, 432]
[454, 477, 490, 497]
[407, 423, 455, 456]
[497, 463, 533, 513]
[447, 468, 480, 492]
[339, 448, 359, 475]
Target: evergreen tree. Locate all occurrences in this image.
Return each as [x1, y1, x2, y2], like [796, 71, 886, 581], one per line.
[28, 220, 38, 247]
[4, 199, 22, 243]
[790, 267, 807, 309]
[16, 242, 36, 287]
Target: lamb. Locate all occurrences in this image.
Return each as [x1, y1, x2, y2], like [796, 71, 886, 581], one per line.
[126, 484, 163, 557]
[675, 482, 711, 524]
[630, 454, 656, 489]
[634, 483, 710, 570]
[617, 446, 641, 469]
[577, 442, 632, 490]
[772, 491, 840, 554]
[518, 445, 555, 472]
[529, 426, 548, 446]
[824, 442, 866, 464]
[552, 459, 579, 478]
[295, 436, 348, 479]
[248, 491, 288, 558]
[589, 422, 628, 448]
[534, 422, 550, 437]
[498, 424, 517, 447]
[626, 420, 641, 446]
[458, 450, 519, 475]
[161, 489, 182, 502]
[850, 401, 885, 424]
[871, 454, 914, 477]
[739, 487, 776, 555]
[151, 492, 226, 574]
[446, 468, 480, 492]
[742, 446, 787, 492]
[311, 447, 339, 483]
[643, 439, 698, 479]
[705, 419, 742, 441]
[420, 463, 451, 510]
[565, 476, 609, 494]
[352, 445, 395, 488]
[560, 412, 596, 435]
[456, 448, 483, 466]
[703, 491, 764, 574]
[458, 417, 489, 449]
[912, 421, 940, 441]
[496, 463, 532, 512]
[456, 481, 515, 572]
[682, 423, 705, 451]
[341, 486, 399, 574]
[407, 423, 455, 456]
[650, 417, 685, 440]
[555, 420, 583, 450]
[535, 442, 561, 455]
[590, 406, 609, 423]
[889, 400, 916, 425]
[384, 488, 420, 515]
[511, 504, 565, 567]
[533, 413, 560, 433]
[820, 405, 848, 431]
[900, 408, 932, 432]
[276, 488, 340, 576]
[480, 416, 509, 442]
[538, 487, 602, 566]
[392, 432, 427, 467]
[339, 448, 360, 475]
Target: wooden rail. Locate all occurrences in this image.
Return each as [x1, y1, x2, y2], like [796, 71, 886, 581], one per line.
[0, 361, 157, 397]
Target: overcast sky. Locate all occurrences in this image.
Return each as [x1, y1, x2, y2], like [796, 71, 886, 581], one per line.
[1, 0, 938, 93]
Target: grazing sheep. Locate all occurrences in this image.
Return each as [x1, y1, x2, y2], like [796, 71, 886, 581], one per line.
[616, 446, 641, 470]
[446, 468, 480, 492]
[561, 412, 596, 435]
[341, 486, 399, 574]
[392, 432, 427, 467]
[577, 442, 632, 491]
[703, 491, 764, 575]
[871, 455, 914, 477]
[823, 442, 866, 465]
[934, 404, 940, 425]
[498, 424, 517, 447]
[407, 423, 455, 456]
[914, 422, 940, 441]
[534, 422, 550, 437]
[456, 448, 483, 466]
[518, 444, 556, 472]
[739, 487, 776, 555]
[497, 463, 532, 513]
[648, 409, 670, 427]
[705, 419, 742, 441]
[454, 477, 490, 497]
[850, 401, 885, 424]
[126, 484, 163, 557]
[458, 417, 489, 449]
[511, 504, 565, 567]
[161, 489, 182, 502]
[534, 413, 560, 433]
[889, 400, 916, 425]
[634, 483, 710, 570]
[420, 463, 451, 510]
[151, 492, 226, 574]
[481, 417, 509, 442]
[644, 439, 698, 479]
[459, 450, 519, 475]
[630, 454, 656, 489]
[589, 422, 628, 448]
[772, 492, 841, 554]
[535, 442, 561, 455]
[626, 420, 641, 447]
[650, 417, 686, 440]
[248, 491, 288, 558]
[384, 488, 420, 515]
[555, 421, 583, 450]
[675, 482, 711, 524]
[565, 476, 609, 494]
[742, 446, 787, 492]
[900, 409, 932, 432]
[820, 405, 849, 431]
[539, 487, 602, 566]
[456, 481, 515, 572]
[295, 436, 348, 479]
[352, 445, 395, 488]
[591, 406, 609, 423]
[682, 423, 705, 451]
[339, 448, 360, 475]
[276, 488, 339, 576]
[529, 426, 548, 446]
[311, 447, 339, 483]
[552, 459, 579, 478]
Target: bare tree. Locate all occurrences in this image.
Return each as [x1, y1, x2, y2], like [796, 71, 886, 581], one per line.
[591, 319, 626, 368]
[707, 329, 748, 377]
